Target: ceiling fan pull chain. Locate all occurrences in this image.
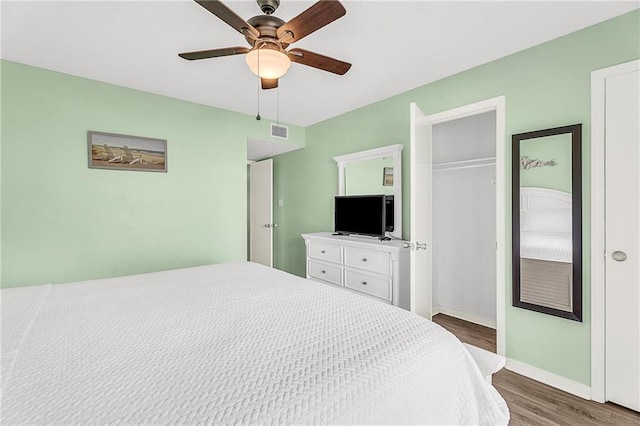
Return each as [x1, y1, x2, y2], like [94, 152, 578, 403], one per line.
[256, 50, 261, 120]
[276, 86, 279, 125]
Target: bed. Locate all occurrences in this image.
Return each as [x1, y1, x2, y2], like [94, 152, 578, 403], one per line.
[1, 262, 509, 425]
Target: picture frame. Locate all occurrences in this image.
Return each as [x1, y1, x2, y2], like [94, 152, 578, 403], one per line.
[87, 131, 167, 172]
[383, 167, 394, 186]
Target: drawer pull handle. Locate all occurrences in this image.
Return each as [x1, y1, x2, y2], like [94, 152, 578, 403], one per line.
[321, 270, 326, 274]
[361, 281, 368, 285]
[321, 250, 326, 254]
[362, 258, 368, 262]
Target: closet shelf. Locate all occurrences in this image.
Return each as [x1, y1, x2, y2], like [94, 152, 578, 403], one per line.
[433, 157, 496, 171]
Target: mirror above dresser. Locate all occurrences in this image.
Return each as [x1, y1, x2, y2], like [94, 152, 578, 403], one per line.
[333, 144, 403, 239]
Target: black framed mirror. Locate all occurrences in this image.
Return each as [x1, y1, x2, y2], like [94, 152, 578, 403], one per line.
[512, 124, 582, 321]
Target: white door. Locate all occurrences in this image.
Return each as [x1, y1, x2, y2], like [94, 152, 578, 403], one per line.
[249, 159, 273, 267]
[605, 69, 640, 411]
[410, 103, 432, 318]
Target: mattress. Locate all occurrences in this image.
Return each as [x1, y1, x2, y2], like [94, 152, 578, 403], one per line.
[1, 262, 509, 425]
[520, 231, 572, 263]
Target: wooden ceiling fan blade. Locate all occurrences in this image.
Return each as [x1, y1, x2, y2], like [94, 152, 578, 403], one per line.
[179, 46, 250, 60]
[261, 78, 279, 90]
[195, 0, 260, 39]
[277, 0, 346, 44]
[288, 48, 351, 75]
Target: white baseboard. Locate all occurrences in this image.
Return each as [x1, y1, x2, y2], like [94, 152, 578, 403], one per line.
[433, 305, 496, 329]
[505, 358, 591, 400]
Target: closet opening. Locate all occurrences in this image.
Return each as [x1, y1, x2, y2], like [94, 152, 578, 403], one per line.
[409, 97, 505, 355]
[432, 112, 498, 334]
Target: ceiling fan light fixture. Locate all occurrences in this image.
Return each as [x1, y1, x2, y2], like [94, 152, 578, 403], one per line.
[246, 48, 291, 79]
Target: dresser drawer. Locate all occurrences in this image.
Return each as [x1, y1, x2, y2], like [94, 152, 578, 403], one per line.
[308, 260, 342, 286]
[344, 270, 391, 301]
[308, 242, 342, 264]
[344, 247, 391, 275]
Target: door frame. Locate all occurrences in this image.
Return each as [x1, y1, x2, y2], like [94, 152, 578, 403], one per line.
[413, 96, 507, 355]
[590, 59, 640, 403]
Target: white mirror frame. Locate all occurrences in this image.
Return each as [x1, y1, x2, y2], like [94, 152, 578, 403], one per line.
[333, 144, 403, 239]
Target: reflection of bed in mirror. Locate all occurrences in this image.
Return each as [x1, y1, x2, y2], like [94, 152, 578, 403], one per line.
[519, 187, 572, 312]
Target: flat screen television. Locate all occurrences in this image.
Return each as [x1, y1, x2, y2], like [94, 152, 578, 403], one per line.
[334, 195, 393, 238]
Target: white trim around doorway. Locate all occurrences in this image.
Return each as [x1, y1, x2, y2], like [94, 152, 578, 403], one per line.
[421, 96, 507, 356]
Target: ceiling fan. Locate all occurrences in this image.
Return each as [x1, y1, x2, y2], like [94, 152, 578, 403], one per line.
[179, 0, 351, 90]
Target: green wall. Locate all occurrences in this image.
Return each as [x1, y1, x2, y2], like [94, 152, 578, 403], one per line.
[273, 10, 640, 386]
[1, 60, 303, 287]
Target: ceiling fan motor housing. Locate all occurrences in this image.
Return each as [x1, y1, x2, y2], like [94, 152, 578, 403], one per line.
[257, 0, 280, 15]
[246, 15, 286, 46]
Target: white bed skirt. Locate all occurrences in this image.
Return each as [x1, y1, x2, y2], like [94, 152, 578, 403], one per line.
[520, 258, 573, 312]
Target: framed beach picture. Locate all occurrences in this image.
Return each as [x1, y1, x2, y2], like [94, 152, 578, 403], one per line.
[383, 167, 394, 186]
[88, 131, 167, 172]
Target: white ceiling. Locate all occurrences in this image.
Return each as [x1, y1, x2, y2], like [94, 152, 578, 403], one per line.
[2, 1, 637, 127]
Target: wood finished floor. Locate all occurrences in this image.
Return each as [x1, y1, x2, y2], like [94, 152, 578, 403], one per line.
[432, 314, 640, 426]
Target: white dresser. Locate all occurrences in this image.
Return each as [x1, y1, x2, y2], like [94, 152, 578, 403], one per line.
[301, 232, 410, 309]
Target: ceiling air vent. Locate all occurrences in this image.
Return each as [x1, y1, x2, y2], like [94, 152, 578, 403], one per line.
[271, 123, 288, 140]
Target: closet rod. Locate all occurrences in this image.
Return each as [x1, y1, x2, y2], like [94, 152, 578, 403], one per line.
[433, 156, 496, 171]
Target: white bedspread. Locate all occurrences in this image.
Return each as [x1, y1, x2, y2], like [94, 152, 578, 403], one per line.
[520, 231, 572, 263]
[1, 262, 508, 425]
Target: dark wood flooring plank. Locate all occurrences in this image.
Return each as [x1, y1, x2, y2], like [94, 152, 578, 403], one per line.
[432, 313, 496, 352]
[612, 411, 640, 425]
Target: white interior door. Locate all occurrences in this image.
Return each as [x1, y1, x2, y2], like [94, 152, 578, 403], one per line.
[249, 159, 273, 267]
[604, 69, 640, 411]
[410, 103, 432, 318]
